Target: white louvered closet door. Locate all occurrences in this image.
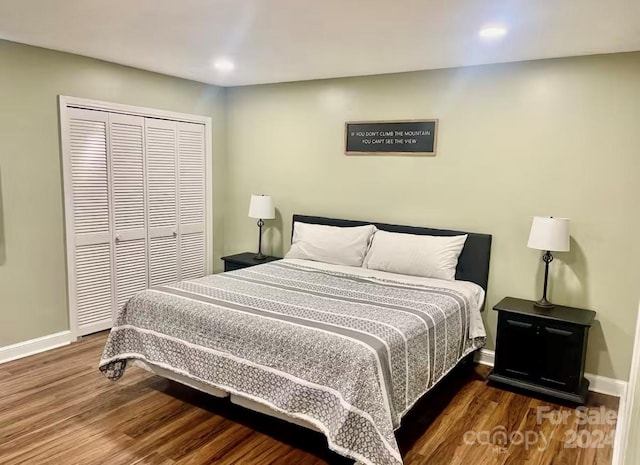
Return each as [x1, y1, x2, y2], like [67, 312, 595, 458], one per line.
[62, 97, 212, 338]
[177, 122, 206, 280]
[109, 113, 148, 312]
[145, 118, 179, 286]
[67, 108, 114, 335]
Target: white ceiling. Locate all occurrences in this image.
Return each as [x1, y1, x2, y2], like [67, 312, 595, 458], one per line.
[1, 0, 639, 87]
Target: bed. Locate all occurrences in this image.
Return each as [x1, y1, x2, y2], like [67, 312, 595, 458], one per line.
[99, 215, 492, 465]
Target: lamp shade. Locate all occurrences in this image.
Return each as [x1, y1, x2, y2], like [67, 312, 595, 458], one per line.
[248, 194, 275, 219]
[527, 217, 570, 252]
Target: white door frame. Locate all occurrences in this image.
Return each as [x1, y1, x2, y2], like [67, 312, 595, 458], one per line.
[59, 95, 213, 340]
[616, 301, 640, 465]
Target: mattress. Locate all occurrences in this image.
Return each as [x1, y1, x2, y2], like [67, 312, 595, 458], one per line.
[100, 258, 486, 465]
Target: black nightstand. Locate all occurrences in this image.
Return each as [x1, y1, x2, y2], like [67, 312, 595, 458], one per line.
[221, 252, 281, 272]
[487, 297, 596, 404]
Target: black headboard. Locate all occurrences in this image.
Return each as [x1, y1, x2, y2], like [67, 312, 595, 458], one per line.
[292, 214, 492, 292]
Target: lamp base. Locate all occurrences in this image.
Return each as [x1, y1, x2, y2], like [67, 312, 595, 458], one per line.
[534, 251, 555, 310]
[534, 297, 554, 309]
[254, 218, 266, 261]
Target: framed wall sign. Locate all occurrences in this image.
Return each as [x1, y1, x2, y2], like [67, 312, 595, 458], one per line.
[345, 119, 438, 155]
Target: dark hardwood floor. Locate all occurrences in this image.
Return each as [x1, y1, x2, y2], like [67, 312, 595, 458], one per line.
[0, 332, 617, 465]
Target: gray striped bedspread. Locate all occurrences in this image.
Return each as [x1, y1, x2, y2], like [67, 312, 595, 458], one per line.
[99, 259, 486, 465]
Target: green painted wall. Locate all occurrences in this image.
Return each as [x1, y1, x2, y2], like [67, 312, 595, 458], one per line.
[0, 40, 226, 346]
[225, 52, 640, 381]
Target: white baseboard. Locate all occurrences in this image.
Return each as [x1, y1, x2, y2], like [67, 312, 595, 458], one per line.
[474, 349, 627, 397]
[0, 331, 73, 364]
[585, 373, 628, 398]
[474, 348, 495, 367]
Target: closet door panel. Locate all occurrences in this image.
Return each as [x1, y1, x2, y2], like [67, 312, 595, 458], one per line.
[75, 243, 112, 332]
[67, 108, 114, 335]
[180, 228, 205, 280]
[149, 236, 179, 286]
[146, 118, 179, 285]
[114, 238, 147, 310]
[178, 122, 206, 280]
[110, 113, 148, 312]
[70, 113, 110, 237]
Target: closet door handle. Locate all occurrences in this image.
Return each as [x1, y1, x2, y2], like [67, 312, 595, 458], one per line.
[172, 231, 177, 238]
[115, 235, 123, 243]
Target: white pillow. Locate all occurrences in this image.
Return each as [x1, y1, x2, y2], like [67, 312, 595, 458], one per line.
[285, 222, 377, 267]
[363, 230, 467, 281]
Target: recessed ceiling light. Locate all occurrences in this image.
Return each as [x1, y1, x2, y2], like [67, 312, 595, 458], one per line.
[479, 26, 508, 39]
[213, 58, 235, 72]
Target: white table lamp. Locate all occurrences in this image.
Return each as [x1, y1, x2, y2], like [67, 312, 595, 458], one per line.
[248, 194, 275, 260]
[527, 216, 570, 309]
